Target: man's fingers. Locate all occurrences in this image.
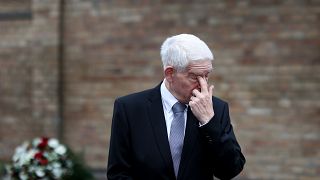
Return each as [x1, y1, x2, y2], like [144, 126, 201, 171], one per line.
[209, 85, 214, 97]
[192, 89, 201, 97]
[197, 76, 208, 93]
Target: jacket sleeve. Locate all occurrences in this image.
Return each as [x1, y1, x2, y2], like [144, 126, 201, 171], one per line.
[107, 99, 133, 180]
[199, 102, 246, 180]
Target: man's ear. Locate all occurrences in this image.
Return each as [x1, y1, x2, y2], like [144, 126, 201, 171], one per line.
[164, 66, 174, 82]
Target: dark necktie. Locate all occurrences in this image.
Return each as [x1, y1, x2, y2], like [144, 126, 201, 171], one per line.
[169, 102, 186, 177]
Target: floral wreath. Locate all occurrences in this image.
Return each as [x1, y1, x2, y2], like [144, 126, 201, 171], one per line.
[6, 137, 73, 180]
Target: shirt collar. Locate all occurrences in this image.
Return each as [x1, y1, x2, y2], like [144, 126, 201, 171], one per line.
[160, 79, 179, 113]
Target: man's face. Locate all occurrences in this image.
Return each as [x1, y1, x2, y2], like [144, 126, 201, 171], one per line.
[168, 60, 213, 104]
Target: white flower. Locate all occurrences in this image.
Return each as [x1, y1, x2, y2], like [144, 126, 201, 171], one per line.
[36, 169, 45, 177]
[19, 172, 28, 180]
[26, 149, 37, 162]
[13, 142, 29, 162]
[52, 168, 63, 178]
[32, 138, 41, 147]
[48, 138, 59, 148]
[16, 149, 35, 167]
[28, 165, 37, 173]
[52, 162, 62, 168]
[15, 142, 28, 153]
[55, 145, 66, 155]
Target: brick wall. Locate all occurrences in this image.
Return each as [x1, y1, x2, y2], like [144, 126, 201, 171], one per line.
[0, 0, 60, 162]
[1, 0, 319, 179]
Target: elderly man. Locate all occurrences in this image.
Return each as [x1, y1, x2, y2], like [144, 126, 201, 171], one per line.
[107, 34, 245, 180]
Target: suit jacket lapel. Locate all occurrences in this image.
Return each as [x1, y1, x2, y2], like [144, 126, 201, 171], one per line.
[147, 84, 175, 175]
[178, 107, 199, 179]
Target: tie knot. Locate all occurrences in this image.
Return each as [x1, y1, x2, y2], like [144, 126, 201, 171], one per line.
[172, 102, 186, 114]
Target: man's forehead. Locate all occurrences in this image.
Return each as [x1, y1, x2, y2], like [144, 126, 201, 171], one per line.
[187, 60, 213, 72]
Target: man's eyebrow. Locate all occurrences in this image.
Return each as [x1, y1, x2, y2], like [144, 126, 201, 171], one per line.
[189, 67, 213, 75]
[205, 68, 213, 74]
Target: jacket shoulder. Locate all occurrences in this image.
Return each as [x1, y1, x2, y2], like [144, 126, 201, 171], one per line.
[115, 88, 155, 105]
[212, 96, 228, 106]
[212, 96, 229, 115]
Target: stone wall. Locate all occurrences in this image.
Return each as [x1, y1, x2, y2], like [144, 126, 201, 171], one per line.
[1, 0, 319, 179]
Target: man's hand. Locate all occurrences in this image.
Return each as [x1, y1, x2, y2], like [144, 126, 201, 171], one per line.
[189, 76, 214, 125]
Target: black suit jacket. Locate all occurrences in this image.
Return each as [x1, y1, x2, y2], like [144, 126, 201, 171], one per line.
[107, 83, 245, 180]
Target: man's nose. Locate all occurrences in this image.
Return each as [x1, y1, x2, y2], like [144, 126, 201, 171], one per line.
[196, 82, 201, 90]
[200, 75, 209, 82]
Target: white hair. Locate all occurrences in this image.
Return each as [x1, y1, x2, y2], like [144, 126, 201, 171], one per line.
[160, 34, 214, 71]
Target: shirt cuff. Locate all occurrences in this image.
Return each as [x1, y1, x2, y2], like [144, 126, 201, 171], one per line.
[199, 120, 210, 127]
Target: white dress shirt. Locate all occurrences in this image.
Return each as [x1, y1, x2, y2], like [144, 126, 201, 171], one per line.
[160, 80, 188, 138]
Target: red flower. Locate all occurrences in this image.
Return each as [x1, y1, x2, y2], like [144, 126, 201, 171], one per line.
[38, 137, 49, 150]
[34, 152, 48, 165]
[34, 152, 43, 159]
